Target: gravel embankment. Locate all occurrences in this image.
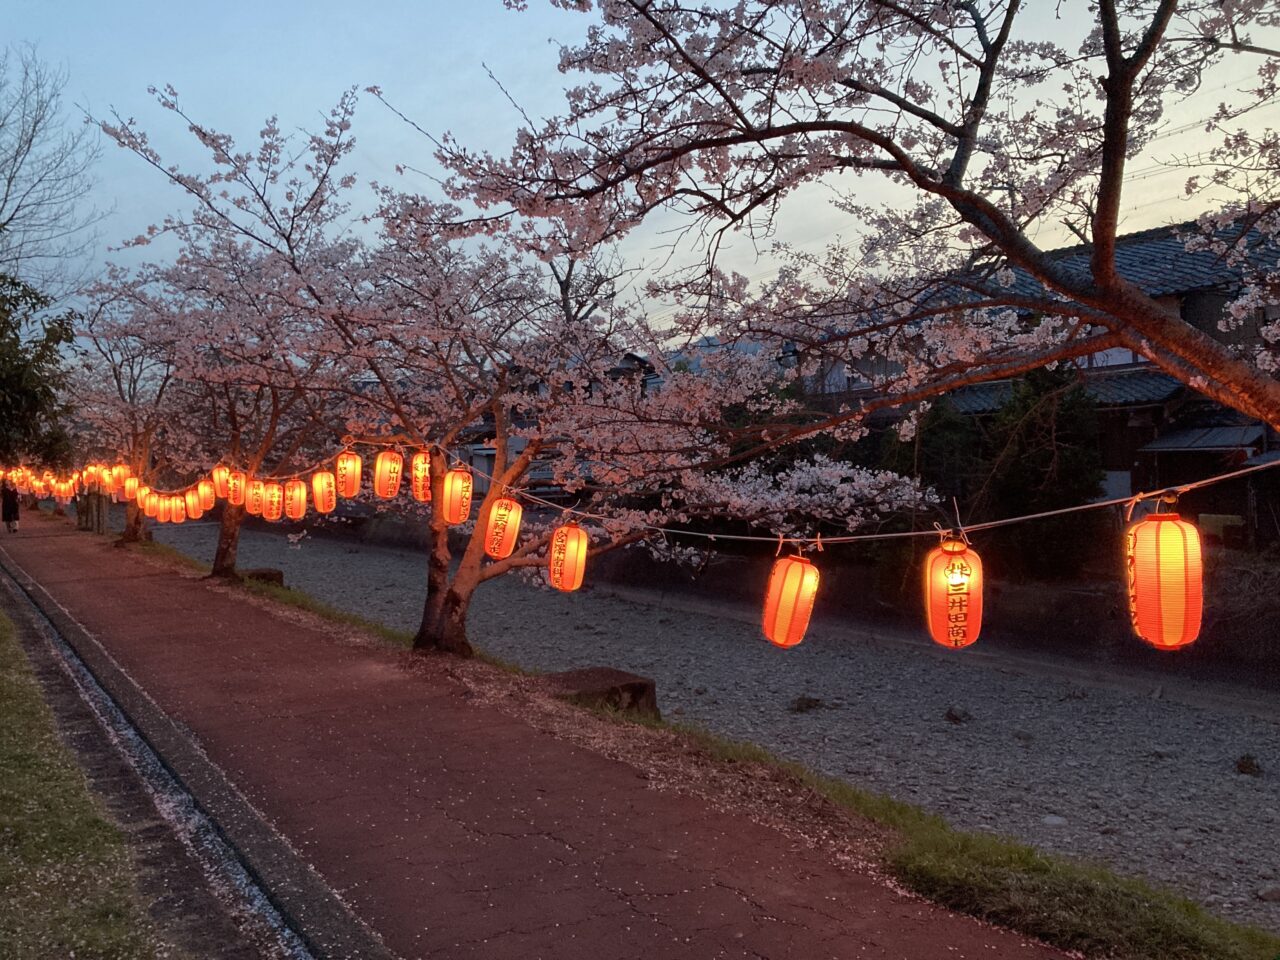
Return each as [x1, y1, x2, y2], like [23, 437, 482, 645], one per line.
[150, 521, 1280, 930]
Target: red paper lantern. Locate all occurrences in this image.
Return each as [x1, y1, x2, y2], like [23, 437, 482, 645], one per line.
[284, 479, 307, 520]
[197, 479, 216, 511]
[142, 490, 158, 518]
[335, 452, 362, 498]
[410, 452, 431, 502]
[262, 482, 284, 521]
[484, 497, 523, 559]
[924, 538, 983, 649]
[374, 450, 403, 499]
[212, 465, 231, 499]
[111, 464, 129, 486]
[157, 495, 172, 523]
[171, 495, 186, 524]
[1125, 513, 1202, 650]
[441, 469, 473, 525]
[184, 488, 204, 522]
[312, 471, 337, 514]
[246, 479, 266, 516]
[762, 556, 819, 648]
[547, 523, 589, 592]
[227, 470, 247, 506]
[123, 477, 139, 501]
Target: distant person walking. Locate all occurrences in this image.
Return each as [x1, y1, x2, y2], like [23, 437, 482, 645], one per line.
[2, 480, 19, 533]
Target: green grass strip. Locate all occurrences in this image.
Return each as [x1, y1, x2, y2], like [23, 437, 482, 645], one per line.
[652, 715, 1280, 960]
[0, 610, 159, 960]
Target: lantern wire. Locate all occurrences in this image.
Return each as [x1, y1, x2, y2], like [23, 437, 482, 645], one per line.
[31, 442, 1280, 549]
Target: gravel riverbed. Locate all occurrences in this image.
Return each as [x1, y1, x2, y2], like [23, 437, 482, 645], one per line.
[151, 521, 1280, 930]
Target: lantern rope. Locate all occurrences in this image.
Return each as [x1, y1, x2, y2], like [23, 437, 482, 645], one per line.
[433, 441, 1280, 547]
[17, 442, 1280, 547]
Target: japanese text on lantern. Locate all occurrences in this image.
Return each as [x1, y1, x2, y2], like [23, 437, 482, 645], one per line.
[944, 556, 972, 645]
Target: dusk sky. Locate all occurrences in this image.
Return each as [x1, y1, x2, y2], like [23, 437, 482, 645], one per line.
[11, 1, 1280, 294]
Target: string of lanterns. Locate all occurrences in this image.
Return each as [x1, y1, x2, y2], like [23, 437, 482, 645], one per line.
[5, 447, 1277, 656]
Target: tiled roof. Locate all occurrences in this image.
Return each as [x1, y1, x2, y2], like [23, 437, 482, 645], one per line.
[946, 367, 1183, 415]
[1140, 425, 1265, 452]
[1086, 369, 1184, 406]
[914, 220, 1275, 310]
[1020, 221, 1268, 298]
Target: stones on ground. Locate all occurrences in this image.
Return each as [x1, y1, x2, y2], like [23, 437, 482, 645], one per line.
[537, 667, 660, 719]
[1257, 885, 1280, 902]
[1236, 753, 1263, 777]
[944, 705, 972, 725]
[789, 694, 826, 714]
[1150, 746, 1179, 759]
[1042, 815, 1069, 827]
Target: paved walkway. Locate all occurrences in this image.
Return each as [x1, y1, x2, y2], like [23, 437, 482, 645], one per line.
[1, 516, 1067, 960]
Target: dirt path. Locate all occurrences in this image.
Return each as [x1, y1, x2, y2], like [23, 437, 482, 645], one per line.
[148, 519, 1280, 929]
[0, 515, 1069, 959]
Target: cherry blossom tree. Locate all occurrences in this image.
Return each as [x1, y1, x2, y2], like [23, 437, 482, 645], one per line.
[99, 90, 927, 655]
[74, 275, 181, 542]
[433, 0, 1280, 440]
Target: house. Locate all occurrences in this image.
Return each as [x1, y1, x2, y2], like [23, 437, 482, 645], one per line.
[798, 221, 1277, 497]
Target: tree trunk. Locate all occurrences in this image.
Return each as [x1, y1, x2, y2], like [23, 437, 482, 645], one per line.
[412, 495, 477, 657]
[211, 502, 246, 579]
[413, 581, 476, 657]
[118, 502, 149, 543]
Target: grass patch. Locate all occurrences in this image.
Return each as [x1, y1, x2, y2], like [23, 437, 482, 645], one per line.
[0, 611, 160, 959]
[134, 540, 210, 574]
[236, 578, 413, 649]
[589, 706, 1280, 960]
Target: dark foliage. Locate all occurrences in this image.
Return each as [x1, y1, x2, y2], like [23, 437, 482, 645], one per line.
[0, 275, 74, 467]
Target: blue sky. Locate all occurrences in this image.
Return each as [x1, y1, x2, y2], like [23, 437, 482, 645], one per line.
[11, 1, 593, 267]
[11, 1, 1279, 292]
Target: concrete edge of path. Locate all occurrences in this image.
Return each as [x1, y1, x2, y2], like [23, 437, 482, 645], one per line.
[0, 542, 398, 960]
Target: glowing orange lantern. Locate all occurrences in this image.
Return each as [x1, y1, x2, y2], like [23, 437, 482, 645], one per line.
[246, 479, 266, 516]
[184, 488, 203, 521]
[441, 469, 473, 524]
[262, 482, 284, 521]
[924, 538, 983, 649]
[547, 523, 589, 592]
[227, 470, 247, 506]
[157, 496, 172, 523]
[212, 465, 231, 499]
[112, 464, 129, 486]
[335, 452, 361, 498]
[123, 477, 139, 501]
[374, 451, 403, 499]
[484, 497, 523, 559]
[197, 479, 215, 511]
[284, 480, 307, 520]
[762, 556, 819, 648]
[171, 496, 186, 524]
[311, 471, 337, 514]
[1125, 513, 1202, 650]
[410, 452, 431, 501]
[142, 491, 159, 518]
